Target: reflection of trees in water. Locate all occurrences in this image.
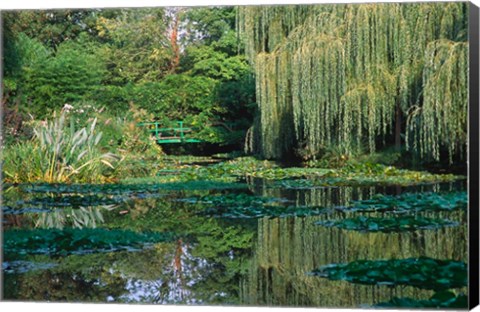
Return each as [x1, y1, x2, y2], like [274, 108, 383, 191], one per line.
[3, 260, 126, 302]
[241, 211, 467, 307]
[251, 180, 464, 210]
[111, 237, 251, 304]
[4, 181, 466, 305]
[100, 196, 255, 304]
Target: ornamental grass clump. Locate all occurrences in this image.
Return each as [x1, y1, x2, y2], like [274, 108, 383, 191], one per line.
[3, 111, 120, 183]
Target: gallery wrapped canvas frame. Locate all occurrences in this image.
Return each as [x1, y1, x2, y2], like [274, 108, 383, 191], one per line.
[0, 0, 479, 310]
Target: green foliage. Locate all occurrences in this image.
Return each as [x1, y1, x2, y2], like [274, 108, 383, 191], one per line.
[3, 111, 119, 183]
[341, 191, 467, 214]
[4, 33, 51, 80]
[22, 40, 105, 116]
[114, 154, 462, 187]
[238, 3, 468, 162]
[310, 257, 467, 291]
[201, 204, 328, 219]
[15, 180, 247, 197]
[278, 164, 463, 188]
[3, 6, 255, 148]
[407, 40, 468, 163]
[305, 147, 401, 168]
[133, 75, 218, 118]
[2, 10, 108, 51]
[4, 228, 174, 257]
[96, 8, 173, 84]
[189, 193, 328, 219]
[182, 7, 236, 48]
[316, 216, 458, 233]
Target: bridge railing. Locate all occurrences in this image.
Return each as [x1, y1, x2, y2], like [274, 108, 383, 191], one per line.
[137, 121, 202, 143]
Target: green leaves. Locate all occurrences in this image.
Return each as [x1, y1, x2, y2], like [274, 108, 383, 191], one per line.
[342, 191, 467, 213]
[192, 193, 329, 219]
[316, 216, 458, 233]
[3, 228, 175, 257]
[22, 40, 106, 116]
[238, 3, 468, 162]
[3, 112, 120, 183]
[310, 257, 467, 291]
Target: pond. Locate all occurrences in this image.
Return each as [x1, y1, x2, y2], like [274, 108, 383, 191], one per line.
[1, 159, 468, 308]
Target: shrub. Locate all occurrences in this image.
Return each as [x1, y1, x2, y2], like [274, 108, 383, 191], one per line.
[3, 111, 119, 183]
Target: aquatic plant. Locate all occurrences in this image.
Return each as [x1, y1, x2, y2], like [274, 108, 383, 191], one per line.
[19, 194, 122, 208]
[339, 191, 467, 214]
[316, 216, 458, 233]
[309, 257, 467, 291]
[201, 204, 329, 219]
[4, 228, 175, 257]
[16, 180, 247, 195]
[194, 193, 288, 207]
[277, 169, 462, 188]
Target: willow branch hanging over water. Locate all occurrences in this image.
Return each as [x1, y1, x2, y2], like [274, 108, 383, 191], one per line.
[238, 2, 468, 162]
[407, 40, 468, 163]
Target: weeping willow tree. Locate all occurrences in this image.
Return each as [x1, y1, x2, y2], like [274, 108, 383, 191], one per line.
[238, 2, 468, 163]
[407, 40, 468, 163]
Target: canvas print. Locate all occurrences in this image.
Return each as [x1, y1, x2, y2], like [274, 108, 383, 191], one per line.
[1, 1, 478, 309]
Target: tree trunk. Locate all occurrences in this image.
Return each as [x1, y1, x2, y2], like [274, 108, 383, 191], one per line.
[169, 13, 180, 73]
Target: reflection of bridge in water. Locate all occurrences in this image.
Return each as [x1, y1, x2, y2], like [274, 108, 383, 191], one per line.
[138, 121, 203, 144]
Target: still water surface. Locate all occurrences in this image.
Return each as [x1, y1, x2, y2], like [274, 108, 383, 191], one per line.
[2, 178, 467, 307]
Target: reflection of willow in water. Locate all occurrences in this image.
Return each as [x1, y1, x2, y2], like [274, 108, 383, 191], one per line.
[240, 211, 467, 307]
[250, 181, 375, 207]
[249, 179, 463, 209]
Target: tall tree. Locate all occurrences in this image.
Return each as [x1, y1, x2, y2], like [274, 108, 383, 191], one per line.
[238, 3, 468, 163]
[96, 8, 173, 84]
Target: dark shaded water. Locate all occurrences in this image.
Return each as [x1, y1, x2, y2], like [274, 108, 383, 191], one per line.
[1, 178, 467, 307]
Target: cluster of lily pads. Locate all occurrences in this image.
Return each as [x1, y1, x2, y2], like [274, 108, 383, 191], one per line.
[183, 193, 328, 219]
[340, 191, 467, 214]
[309, 257, 467, 308]
[309, 190, 468, 308]
[4, 228, 175, 258]
[119, 156, 464, 188]
[316, 216, 458, 233]
[314, 191, 466, 233]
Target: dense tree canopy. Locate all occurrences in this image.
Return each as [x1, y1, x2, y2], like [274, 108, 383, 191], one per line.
[238, 2, 468, 163]
[2, 6, 255, 145]
[2, 4, 469, 163]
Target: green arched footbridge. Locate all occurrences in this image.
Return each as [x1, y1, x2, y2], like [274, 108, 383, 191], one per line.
[138, 121, 203, 144]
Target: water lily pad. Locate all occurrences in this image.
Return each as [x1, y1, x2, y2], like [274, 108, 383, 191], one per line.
[310, 257, 467, 290]
[316, 216, 458, 233]
[18, 194, 122, 208]
[200, 204, 329, 219]
[17, 181, 247, 195]
[277, 171, 464, 188]
[338, 192, 467, 214]
[4, 228, 175, 257]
